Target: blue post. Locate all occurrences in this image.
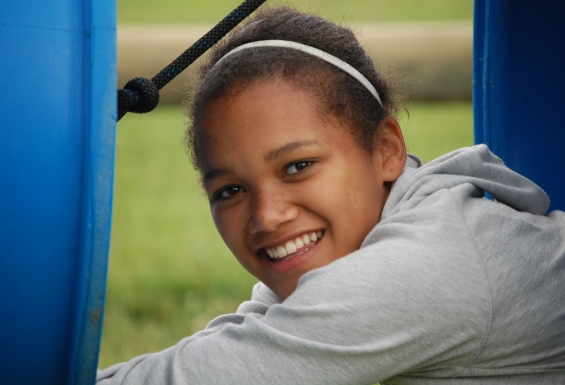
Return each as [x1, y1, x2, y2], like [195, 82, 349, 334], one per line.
[474, 0, 565, 211]
[0, 0, 116, 384]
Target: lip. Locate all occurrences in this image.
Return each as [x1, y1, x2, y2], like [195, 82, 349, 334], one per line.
[256, 230, 324, 275]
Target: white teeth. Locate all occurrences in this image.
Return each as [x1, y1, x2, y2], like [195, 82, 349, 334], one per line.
[276, 245, 287, 258]
[285, 241, 297, 254]
[265, 231, 323, 260]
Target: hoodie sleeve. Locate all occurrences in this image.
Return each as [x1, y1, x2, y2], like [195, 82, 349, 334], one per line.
[96, 192, 491, 385]
[96, 282, 280, 383]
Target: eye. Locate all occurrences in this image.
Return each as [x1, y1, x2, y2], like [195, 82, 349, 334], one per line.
[285, 160, 313, 176]
[213, 185, 246, 202]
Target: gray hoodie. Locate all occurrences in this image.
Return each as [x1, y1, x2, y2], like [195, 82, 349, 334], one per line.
[97, 145, 565, 384]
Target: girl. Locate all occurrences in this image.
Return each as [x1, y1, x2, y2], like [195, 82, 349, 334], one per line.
[98, 7, 565, 384]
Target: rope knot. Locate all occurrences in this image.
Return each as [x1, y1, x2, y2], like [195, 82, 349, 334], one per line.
[116, 0, 267, 121]
[118, 77, 159, 117]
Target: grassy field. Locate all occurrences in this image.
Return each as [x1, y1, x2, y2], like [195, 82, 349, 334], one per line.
[118, 0, 473, 24]
[99, 102, 474, 368]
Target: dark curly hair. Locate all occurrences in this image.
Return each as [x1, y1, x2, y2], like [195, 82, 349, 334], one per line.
[185, 6, 401, 169]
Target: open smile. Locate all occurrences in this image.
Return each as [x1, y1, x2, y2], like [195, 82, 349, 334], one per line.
[261, 231, 324, 262]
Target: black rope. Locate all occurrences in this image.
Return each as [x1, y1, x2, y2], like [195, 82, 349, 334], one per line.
[117, 0, 268, 121]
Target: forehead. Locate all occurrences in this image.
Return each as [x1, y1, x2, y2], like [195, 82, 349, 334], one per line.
[195, 79, 352, 170]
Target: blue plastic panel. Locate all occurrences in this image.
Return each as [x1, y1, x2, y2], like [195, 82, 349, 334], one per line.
[0, 0, 115, 384]
[474, 0, 565, 211]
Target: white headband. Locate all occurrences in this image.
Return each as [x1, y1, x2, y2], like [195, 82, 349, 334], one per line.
[213, 40, 383, 107]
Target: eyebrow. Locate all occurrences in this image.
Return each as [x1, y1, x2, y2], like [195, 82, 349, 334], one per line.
[265, 140, 320, 162]
[203, 168, 230, 183]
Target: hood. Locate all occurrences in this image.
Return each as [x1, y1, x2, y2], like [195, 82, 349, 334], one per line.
[381, 144, 550, 220]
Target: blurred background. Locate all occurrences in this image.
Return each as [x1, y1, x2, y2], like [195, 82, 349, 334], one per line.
[101, 0, 474, 368]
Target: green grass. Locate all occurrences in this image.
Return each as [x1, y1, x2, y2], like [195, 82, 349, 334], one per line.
[118, 0, 473, 24]
[399, 102, 474, 163]
[99, 102, 473, 368]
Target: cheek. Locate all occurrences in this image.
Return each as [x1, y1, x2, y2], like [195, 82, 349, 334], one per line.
[212, 206, 249, 255]
[329, 163, 384, 245]
[212, 209, 238, 247]
[212, 207, 264, 279]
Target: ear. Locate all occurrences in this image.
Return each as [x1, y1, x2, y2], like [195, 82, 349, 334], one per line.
[374, 116, 407, 182]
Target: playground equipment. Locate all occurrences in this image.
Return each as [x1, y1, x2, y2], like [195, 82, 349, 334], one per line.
[0, 1, 116, 384]
[474, 0, 565, 211]
[0, 0, 563, 384]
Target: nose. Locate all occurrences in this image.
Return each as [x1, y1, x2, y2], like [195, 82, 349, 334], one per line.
[249, 189, 298, 234]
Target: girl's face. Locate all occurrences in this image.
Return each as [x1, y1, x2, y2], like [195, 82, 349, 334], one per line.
[197, 79, 405, 300]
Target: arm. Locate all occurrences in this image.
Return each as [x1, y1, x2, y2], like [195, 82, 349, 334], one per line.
[97, 282, 280, 382]
[97, 203, 490, 385]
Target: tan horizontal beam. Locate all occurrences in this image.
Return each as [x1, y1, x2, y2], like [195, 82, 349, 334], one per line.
[118, 22, 472, 104]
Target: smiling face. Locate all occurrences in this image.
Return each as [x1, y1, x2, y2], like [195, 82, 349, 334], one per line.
[197, 78, 406, 300]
